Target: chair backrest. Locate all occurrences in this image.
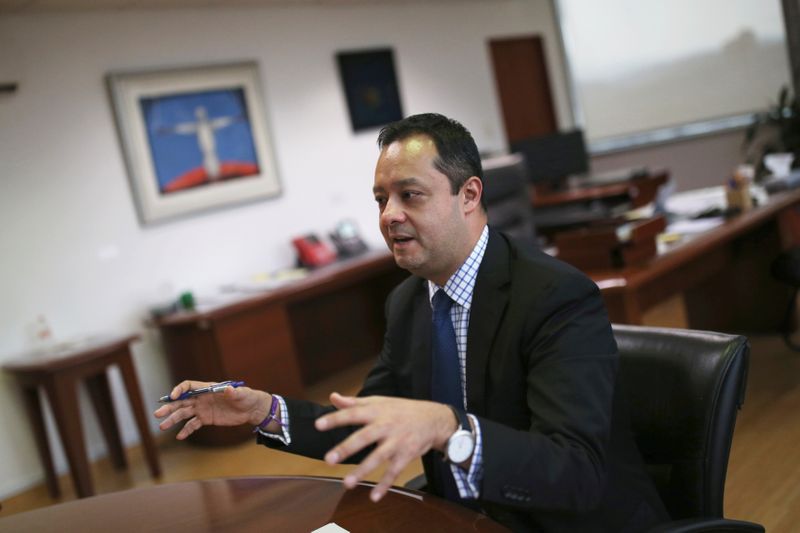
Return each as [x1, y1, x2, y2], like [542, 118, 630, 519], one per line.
[612, 324, 750, 520]
[482, 153, 537, 248]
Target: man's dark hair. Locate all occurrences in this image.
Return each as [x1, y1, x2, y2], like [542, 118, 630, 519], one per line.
[377, 113, 486, 209]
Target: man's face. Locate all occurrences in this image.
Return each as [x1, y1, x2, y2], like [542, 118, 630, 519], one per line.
[373, 134, 471, 285]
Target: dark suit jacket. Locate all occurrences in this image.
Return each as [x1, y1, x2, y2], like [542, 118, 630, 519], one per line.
[259, 230, 668, 532]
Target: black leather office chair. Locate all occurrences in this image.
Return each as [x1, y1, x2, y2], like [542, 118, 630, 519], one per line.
[770, 247, 800, 351]
[614, 324, 763, 532]
[406, 325, 763, 531]
[481, 153, 537, 249]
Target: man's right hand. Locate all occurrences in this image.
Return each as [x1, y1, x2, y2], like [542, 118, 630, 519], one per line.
[153, 380, 273, 440]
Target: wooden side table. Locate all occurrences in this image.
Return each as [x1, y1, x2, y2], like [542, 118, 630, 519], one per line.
[3, 335, 161, 498]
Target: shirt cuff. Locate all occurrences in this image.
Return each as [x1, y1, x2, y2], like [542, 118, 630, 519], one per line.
[255, 395, 292, 445]
[449, 413, 483, 499]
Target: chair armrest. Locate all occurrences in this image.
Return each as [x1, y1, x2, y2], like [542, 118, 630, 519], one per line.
[649, 518, 764, 533]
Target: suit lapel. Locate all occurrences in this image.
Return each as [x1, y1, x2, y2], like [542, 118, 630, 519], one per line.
[409, 281, 433, 401]
[466, 231, 511, 416]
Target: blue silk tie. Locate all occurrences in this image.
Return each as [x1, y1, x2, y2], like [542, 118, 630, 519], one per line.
[430, 289, 464, 502]
[431, 290, 462, 407]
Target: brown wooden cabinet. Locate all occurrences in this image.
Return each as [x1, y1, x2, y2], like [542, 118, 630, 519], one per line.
[157, 251, 407, 446]
[587, 188, 800, 330]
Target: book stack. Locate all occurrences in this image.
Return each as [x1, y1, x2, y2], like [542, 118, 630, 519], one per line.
[554, 216, 666, 271]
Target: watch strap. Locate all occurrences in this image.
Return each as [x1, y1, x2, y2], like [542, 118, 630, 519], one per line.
[448, 405, 471, 432]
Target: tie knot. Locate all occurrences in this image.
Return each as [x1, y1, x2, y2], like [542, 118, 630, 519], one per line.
[432, 290, 454, 318]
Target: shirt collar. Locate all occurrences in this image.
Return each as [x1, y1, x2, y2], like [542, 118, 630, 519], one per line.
[428, 225, 489, 310]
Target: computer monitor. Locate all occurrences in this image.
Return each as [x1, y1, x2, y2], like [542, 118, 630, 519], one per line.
[509, 129, 589, 188]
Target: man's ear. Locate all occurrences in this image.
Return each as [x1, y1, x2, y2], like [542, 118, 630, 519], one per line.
[461, 176, 483, 213]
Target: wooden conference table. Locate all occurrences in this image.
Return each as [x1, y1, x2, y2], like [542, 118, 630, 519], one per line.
[586, 187, 800, 330]
[0, 476, 507, 532]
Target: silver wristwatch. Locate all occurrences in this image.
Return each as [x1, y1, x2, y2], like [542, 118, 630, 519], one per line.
[445, 407, 475, 464]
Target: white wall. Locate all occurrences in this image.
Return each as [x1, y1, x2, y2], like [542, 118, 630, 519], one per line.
[0, 0, 567, 498]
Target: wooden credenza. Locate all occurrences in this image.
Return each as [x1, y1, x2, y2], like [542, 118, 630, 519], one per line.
[586, 188, 800, 330]
[531, 170, 669, 210]
[157, 251, 407, 446]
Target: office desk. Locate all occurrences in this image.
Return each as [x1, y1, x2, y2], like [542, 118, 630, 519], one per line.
[0, 476, 507, 532]
[530, 171, 669, 237]
[588, 188, 800, 330]
[532, 170, 669, 209]
[157, 251, 407, 446]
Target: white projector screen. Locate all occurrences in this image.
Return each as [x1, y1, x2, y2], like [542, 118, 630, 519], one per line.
[555, 0, 792, 152]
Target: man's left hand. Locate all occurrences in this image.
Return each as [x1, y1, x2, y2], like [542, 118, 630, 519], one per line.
[315, 393, 457, 502]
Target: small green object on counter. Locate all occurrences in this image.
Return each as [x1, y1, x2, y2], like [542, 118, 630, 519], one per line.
[179, 291, 196, 311]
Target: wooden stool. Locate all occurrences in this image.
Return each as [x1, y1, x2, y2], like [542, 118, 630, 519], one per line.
[3, 335, 161, 498]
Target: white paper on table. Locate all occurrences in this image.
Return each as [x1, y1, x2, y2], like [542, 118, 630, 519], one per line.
[666, 217, 725, 235]
[311, 523, 350, 533]
[664, 186, 727, 217]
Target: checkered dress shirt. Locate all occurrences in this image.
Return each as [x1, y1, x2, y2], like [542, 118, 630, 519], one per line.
[427, 225, 489, 499]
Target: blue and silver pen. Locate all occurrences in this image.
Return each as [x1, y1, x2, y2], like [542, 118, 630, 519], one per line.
[158, 380, 245, 403]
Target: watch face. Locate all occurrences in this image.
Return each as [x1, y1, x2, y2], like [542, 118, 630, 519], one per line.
[447, 430, 475, 463]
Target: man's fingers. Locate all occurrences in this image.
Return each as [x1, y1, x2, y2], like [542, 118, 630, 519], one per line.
[341, 441, 396, 489]
[316, 404, 374, 432]
[318, 395, 393, 431]
[176, 416, 203, 440]
[158, 404, 196, 431]
[320, 397, 448, 503]
[324, 423, 384, 464]
[169, 380, 215, 401]
[371, 455, 409, 502]
[329, 392, 358, 409]
[153, 397, 191, 418]
[170, 380, 195, 400]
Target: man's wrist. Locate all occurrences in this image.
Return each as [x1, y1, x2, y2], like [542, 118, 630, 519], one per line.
[444, 407, 475, 465]
[250, 392, 272, 426]
[434, 402, 460, 452]
[253, 393, 286, 433]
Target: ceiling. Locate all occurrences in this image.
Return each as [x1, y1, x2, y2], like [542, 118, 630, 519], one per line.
[0, 0, 497, 14]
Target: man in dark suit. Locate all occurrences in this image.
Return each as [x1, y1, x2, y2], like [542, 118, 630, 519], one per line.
[156, 113, 668, 531]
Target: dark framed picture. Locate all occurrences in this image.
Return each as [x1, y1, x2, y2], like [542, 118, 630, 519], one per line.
[107, 62, 281, 224]
[336, 48, 404, 132]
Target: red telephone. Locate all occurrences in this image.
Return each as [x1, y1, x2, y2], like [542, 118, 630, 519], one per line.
[292, 234, 337, 268]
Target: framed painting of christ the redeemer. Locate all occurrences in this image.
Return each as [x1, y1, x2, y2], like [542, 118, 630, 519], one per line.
[107, 62, 281, 225]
